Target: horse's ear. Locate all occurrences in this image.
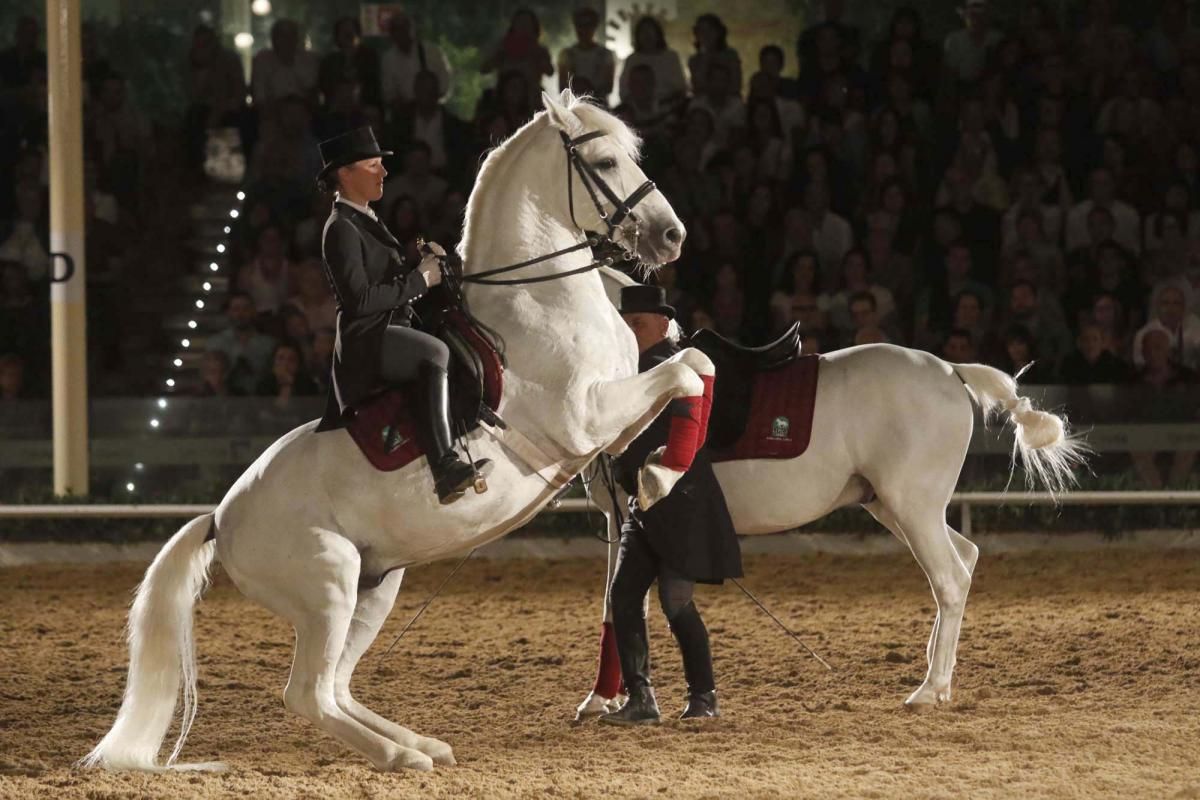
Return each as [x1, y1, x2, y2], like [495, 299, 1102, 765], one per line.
[558, 86, 575, 106]
[542, 90, 582, 136]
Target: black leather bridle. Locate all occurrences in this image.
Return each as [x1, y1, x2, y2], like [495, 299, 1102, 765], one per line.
[454, 128, 657, 287]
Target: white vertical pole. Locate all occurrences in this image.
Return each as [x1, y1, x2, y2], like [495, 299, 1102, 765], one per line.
[47, 0, 90, 496]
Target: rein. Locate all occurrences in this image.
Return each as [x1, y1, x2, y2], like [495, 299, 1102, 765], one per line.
[455, 128, 655, 288]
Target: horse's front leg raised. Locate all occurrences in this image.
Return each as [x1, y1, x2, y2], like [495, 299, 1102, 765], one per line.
[585, 349, 714, 509]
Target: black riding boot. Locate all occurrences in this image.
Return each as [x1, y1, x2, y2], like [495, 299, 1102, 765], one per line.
[670, 602, 719, 719]
[423, 363, 491, 504]
[601, 612, 660, 725]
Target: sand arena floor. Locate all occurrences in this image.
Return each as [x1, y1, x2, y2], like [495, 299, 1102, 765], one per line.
[1, 547, 1198, 799]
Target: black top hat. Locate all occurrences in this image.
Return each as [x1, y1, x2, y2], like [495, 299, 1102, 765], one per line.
[317, 127, 393, 183]
[618, 285, 675, 319]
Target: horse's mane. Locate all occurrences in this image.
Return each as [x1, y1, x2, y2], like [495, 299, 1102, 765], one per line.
[458, 91, 642, 263]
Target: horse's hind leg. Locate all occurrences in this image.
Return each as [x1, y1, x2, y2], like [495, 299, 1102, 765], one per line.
[866, 499, 973, 708]
[333, 569, 455, 766]
[279, 531, 433, 771]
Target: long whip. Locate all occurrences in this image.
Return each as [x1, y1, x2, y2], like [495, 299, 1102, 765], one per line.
[731, 577, 833, 672]
[376, 548, 477, 668]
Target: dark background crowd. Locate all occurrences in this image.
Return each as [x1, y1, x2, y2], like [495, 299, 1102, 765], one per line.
[2, 1, 1199, 488]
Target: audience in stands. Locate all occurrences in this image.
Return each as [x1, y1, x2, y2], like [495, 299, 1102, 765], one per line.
[3, 4, 1200, 486]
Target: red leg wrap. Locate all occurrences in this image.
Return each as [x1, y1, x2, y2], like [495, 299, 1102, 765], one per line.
[660, 396, 703, 471]
[697, 374, 714, 449]
[592, 621, 622, 699]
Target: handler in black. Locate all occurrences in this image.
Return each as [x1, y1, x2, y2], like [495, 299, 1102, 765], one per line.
[313, 126, 489, 503]
[599, 285, 743, 725]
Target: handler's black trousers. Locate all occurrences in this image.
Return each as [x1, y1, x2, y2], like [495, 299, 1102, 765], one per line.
[378, 324, 450, 381]
[610, 527, 715, 695]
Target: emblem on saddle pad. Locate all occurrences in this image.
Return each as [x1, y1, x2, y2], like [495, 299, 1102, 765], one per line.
[769, 415, 791, 440]
[381, 425, 408, 453]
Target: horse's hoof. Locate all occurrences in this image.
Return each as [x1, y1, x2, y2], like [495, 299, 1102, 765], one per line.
[420, 738, 456, 766]
[385, 748, 435, 772]
[574, 690, 613, 722]
[904, 684, 950, 710]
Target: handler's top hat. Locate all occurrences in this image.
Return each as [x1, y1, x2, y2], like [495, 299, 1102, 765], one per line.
[317, 126, 393, 183]
[618, 284, 675, 319]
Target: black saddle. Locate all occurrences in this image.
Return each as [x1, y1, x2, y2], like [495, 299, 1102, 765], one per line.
[686, 323, 804, 449]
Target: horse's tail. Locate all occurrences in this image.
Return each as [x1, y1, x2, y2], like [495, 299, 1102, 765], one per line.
[951, 362, 1089, 495]
[80, 513, 221, 772]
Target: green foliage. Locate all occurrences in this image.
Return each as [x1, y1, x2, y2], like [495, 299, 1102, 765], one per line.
[438, 36, 485, 121]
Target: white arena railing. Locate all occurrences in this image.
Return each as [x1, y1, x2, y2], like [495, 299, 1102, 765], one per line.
[3, 492, 1200, 537]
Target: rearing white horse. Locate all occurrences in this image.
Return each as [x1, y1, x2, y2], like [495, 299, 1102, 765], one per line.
[82, 92, 712, 773]
[575, 267, 1088, 717]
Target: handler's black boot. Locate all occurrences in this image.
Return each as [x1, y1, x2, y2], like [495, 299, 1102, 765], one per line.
[423, 363, 491, 504]
[599, 684, 661, 726]
[670, 602, 720, 719]
[602, 612, 660, 725]
[680, 690, 719, 719]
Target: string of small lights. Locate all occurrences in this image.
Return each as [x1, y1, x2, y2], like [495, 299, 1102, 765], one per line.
[123, 188, 245, 495]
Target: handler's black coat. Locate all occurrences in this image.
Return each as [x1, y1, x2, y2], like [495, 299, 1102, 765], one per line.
[315, 201, 428, 432]
[614, 338, 743, 584]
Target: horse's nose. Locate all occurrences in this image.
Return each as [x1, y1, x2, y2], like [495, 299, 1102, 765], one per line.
[663, 226, 685, 246]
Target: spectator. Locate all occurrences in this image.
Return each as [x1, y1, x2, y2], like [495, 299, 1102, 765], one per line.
[557, 7, 615, 101]
[381, 141, 448, 223]
[915, 240, 993, 350]
[743, 98, 791, 183]
[1132, 286, 1200, 369]
[1065, 167, 1141, 254]
[89, 72, 151, 208]
[207, 291, 277, 396]
[1060, 322, 1132, 384]
[1129, 328, 1197, 489]
[820, 248, 895, 342]
[847, 290, 892, 345]
[480, 8, 553, 105]
[688, 13, 741, 97]
[250, 19, 319, 113]
[614, 64, 674, 139]
[769, 249, 822, 336]
[936, 165, 1002, 284]
[193, 350, 242, 397]
[1143, 210, 1192, 287]
[999, 279, 1073, 366]
[619, 16, 687, 108]
[1144, 181, 1200, 252]
[257, 339, 318, 405]
[942, 328, 977, 362]
[950, 289, 993, 359]
[870, 7, 939, 98]
[942, 0, 1002, 88]
[1002, 168, 1062, 248]
[286, 257, 337, 333]
[394, 70, 472, 187]
[0, 353, 26, 400]
[687, 62, 745, 149]
[804, 182, 853, 282]
[753, 44, 801, 107]
[1145, 0, 1200, 74]
[796, 0, 862, 102]
[314, 76, 370, 144]
[0, 16, 44, 103]
[710, 262, 750, 342]
[380, 11, 453, 113]
[184, 25, 247, 172]
[0, 180, 48, 281]
[237, 223, 292, 317]
[1090, 292, 1132, 360]
[319, 16, 382, 111]
[995, 324, 1055, 383]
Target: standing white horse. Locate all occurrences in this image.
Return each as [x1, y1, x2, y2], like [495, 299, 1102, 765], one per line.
[575, 267, 1088, 718]
[82, 92, 712, 773]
